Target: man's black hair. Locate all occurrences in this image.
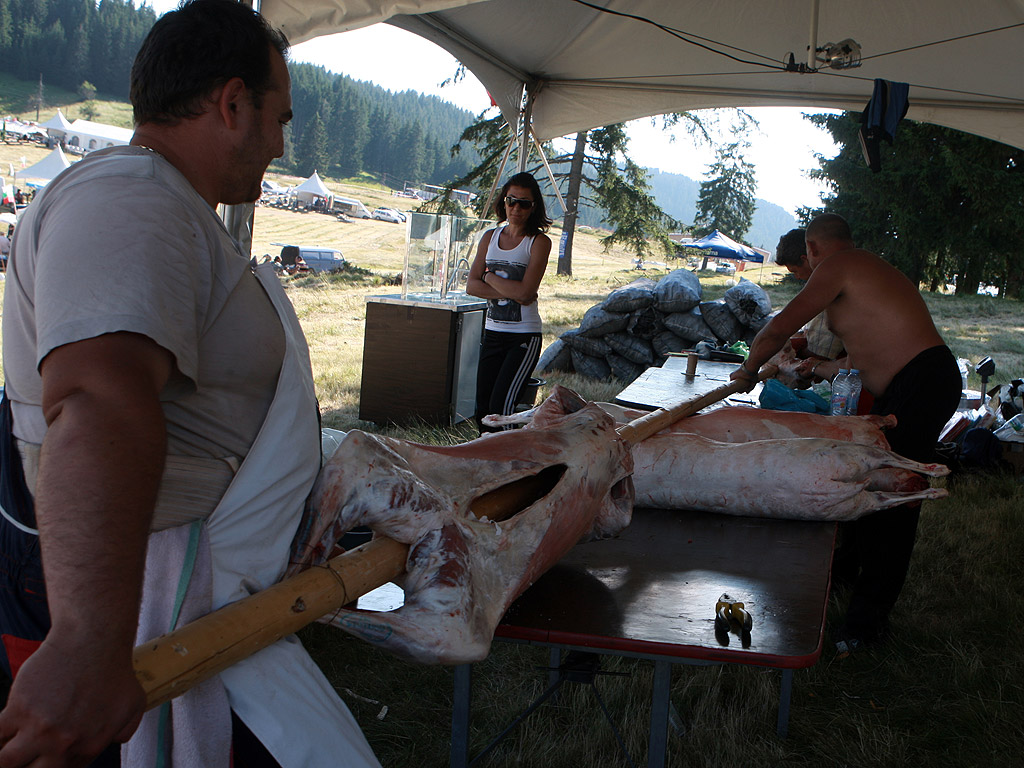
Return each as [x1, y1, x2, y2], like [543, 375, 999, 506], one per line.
[775, 228, 806, 267]
[131, 0, 289, 126]
[494, 172, 553, 236]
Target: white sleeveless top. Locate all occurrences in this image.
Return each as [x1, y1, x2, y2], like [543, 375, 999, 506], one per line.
[484, 224, 542, 333]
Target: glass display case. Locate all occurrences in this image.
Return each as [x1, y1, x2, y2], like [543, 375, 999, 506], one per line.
[402, 213, 494, 301]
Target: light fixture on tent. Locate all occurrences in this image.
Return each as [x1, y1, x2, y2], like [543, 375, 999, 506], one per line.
[817, 38, 862, 69]
[784, 38, 862, 73]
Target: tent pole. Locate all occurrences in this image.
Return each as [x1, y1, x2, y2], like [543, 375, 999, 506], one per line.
[518, 85, 535, 172]
[481, 131, 518, 217]
[530, 129, 567, 215]
[807, 0, 819, 70]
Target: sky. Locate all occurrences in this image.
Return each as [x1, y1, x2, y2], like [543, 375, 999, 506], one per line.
[147, 2, 841, 215]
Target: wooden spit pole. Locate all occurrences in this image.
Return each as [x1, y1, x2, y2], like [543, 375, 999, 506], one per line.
[134, 365, 776, 708]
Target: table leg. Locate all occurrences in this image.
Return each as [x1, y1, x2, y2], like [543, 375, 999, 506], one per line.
[776, 668, 793, 739]
[647, 660, 672, 768]
[450, 663, 472, 768]
[548, 647, 561, 703]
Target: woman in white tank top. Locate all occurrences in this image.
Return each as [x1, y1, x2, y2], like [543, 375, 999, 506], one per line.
[467, 172, 553, 431]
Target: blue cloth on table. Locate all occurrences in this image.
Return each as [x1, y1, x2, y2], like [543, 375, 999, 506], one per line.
[758, 378, 830, 414]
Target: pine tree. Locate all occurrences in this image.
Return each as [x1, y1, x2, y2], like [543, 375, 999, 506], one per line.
[693, 128, 757, 269]
[296, 111, 330, 178]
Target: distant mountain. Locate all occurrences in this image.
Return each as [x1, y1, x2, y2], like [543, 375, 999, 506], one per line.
[646, 168, 797, 253]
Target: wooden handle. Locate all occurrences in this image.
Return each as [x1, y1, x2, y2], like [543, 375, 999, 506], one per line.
[134, 362, 777, 707]
[616, 363, 777, 445]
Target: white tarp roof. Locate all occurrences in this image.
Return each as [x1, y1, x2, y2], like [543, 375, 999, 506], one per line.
[67, 119, 133, 144]
[41, 110, 73, 133]
[16, 146, 72, 182]
[261, 0, 1024, 149]
[293, 170, 333, 198]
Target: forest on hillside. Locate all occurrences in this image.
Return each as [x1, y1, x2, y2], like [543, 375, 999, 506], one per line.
[0, 0, 797, 246]
[0, 0, 479, 189]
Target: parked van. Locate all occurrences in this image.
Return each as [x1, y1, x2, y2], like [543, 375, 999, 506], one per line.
[275, 244, 346, 275]
[332, 196, 372, 219]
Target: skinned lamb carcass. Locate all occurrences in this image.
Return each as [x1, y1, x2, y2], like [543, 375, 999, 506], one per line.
[487, 392, 947, 520]
[289, 394, 632, 665]
[631, 432, 947, 519]
[594, 403, 897, 449]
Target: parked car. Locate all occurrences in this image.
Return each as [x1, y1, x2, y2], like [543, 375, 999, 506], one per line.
[372, 207, 404, 223]
[716, 261, 737, 274]
[273, 244, 346, 275]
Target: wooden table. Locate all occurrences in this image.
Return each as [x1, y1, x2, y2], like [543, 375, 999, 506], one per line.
[614, 356, 763, 412]
[447, 508, 836, 768]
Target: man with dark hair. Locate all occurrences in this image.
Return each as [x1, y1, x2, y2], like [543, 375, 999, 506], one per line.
[733, 213, 961, 652]
[774, 228, 845, 377]
[0, 2, 379, 766]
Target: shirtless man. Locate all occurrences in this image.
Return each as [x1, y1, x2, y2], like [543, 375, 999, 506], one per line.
[732, 213, 961, 650]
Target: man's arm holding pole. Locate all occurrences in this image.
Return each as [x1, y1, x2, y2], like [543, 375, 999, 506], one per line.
[0, 332, 173, 766]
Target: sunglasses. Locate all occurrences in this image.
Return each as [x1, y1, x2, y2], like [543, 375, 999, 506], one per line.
[504, 195, 535, 210]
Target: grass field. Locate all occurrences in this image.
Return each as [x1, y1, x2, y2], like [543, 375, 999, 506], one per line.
[2, 132, 1023, 767]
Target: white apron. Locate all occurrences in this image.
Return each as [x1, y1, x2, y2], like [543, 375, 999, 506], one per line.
[126, 263, 380, 768]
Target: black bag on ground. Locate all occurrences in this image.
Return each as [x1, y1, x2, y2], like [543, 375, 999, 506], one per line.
[653, 269, 702, 313]
[603, 278, 657, 313]
[578, 305, 630, 337]
[627, 306, 664, 340]
[663, 307, 716, 343]
[536, 338, 573, 374]
[605, 332, 654, 366]
[724, 279, 772, 326]
[606, 352, 645, 383]
[700, 299, 745, 342]
[570, 349, 612, 380]
[563, 329, 612, 359]
[652, 330, 690, 357]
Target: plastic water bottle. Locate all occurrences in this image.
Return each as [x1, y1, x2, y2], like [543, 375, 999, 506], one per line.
[830, 369, 850, 416]
[845, 369, 863, 415]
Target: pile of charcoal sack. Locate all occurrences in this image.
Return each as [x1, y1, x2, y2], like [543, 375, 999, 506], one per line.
[537, 270, 773, 383]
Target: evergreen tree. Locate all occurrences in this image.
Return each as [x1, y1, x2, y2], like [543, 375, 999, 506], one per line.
[693, 128, 757, 269]
[296, 111, 330, 178]
[807, 113, 1024, 297]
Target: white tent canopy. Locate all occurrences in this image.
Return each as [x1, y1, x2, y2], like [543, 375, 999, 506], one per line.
[15, 146, 72, 184]
[41, 110, 73, 136]
[292, 170, 334, 206]
[261, 0, 1024, 149]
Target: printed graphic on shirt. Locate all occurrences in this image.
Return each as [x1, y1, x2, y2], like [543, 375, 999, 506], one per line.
[486, 260, 526, 323]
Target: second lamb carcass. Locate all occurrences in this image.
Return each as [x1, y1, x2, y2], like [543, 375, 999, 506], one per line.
[289, 395, 633, 665]
[631, 432, 948, 520]
[597, 402, 896, 449]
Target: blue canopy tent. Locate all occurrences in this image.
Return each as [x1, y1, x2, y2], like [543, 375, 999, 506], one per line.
[686, 230, 763, 263]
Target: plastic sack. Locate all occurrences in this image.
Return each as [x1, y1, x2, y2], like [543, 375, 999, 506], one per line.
[563, 330, 612, 359]
[663, 307, 716, 343]
[758, 379, 829, 414]
[606, 352, 645, 383]
[536, 338, 574, 374]
[578, 305, 630, 337]
[605, 331, 655, 366]
[321, 428, 348, 463]
[699, 299, 745, 343]
[993, 413, 1024, 443]
[569, 348, 612, 380]
[627, 305, 664, 340]
[653, 269, 703, 313]
[603, 278, 657, 313]
[652, 330, 689, 357]
[724, 279, 772, 326]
